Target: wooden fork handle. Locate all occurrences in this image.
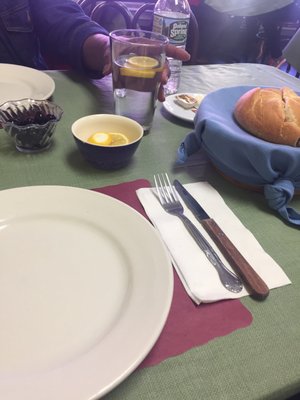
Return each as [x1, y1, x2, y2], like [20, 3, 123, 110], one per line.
[201, 218, 270, 300]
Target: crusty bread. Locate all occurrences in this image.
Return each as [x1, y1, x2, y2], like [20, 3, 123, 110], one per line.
[234, 87, 300, 146]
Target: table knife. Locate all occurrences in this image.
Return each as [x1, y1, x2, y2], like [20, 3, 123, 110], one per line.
[173, 179, 269, 300]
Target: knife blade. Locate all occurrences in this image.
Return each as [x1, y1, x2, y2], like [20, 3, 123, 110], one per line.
[173, 179, 269, 300]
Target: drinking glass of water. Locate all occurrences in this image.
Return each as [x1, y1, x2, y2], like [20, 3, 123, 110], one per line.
[110, 29, 168, 133]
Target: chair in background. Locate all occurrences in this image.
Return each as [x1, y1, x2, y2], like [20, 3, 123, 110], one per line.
[85, 1, 199, 64]
[76, 0, 98, 16]
[90, 1, 133, 31]
[131, 2, 154, 30]
[252, 2, 300, 67]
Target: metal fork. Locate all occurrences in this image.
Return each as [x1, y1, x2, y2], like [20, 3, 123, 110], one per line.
[154, 173, 243, 293]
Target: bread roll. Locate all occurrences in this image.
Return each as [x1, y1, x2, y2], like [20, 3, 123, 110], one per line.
[234, 87, 300, 146]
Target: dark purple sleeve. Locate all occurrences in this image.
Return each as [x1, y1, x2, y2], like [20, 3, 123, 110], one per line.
[30, 0, 108, 77]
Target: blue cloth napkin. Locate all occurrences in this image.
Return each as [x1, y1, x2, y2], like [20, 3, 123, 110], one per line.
[178, 86, 300, 226]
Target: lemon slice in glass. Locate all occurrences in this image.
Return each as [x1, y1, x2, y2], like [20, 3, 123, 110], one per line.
[87, 132, 129, 146]
[121, 56, 161, 79]
[127, 56, 159, 69]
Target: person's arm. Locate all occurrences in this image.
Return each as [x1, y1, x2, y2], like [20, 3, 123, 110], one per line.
[30, 0, 109, 77]
[30, 0, 190, 96]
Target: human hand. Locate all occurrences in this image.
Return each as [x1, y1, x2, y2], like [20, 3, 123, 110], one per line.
[158, 44, 191, 102]
[83, 34, 190, 92]
[84, 35, 190, 100]
[83, 34, 111, 75]
[100, 41, 190, 99]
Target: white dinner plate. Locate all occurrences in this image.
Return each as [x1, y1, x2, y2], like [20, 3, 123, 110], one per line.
[0, 186, 173, 400]
[163, 92, 205, 122]
[0, 64, 55, 105]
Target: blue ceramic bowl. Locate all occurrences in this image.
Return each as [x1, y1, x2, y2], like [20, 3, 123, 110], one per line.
[0, 98, 63, 153]
[71, 114, 144, 169]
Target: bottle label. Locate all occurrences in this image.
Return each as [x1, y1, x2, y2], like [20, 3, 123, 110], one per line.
[153, 14, 189, 46]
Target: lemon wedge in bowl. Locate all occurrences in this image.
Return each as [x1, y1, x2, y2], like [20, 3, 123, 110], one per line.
[87, 132, 112, 146]
[72, 114, 144, 169]
[87, 132, 129, 146]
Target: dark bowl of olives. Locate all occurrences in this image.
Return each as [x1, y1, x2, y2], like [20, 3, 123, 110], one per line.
[0, 98, 63, 152]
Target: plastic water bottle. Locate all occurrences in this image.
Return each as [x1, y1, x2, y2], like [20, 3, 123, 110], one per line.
[153, 0, 190, 95]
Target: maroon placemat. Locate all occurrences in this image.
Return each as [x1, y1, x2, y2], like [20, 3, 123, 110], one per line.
[93, 179, 253, 368]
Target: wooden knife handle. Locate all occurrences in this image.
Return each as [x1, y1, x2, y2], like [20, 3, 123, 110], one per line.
[201, 218, 269, 300]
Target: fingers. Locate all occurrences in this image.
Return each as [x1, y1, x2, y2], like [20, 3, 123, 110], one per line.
[157, 44, 190, 102]
[161, 60, 170, 84]
[158, 60, 170, 101]
[83, 34, 111, 73]
[102, 36, 112, 75]
[103, 63, 112, 76]
[158, 84, 166, 102]
[102, 46, 112, 75]
[165, 44, 191, 62]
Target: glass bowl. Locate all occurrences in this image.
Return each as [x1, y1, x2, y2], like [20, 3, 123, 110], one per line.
[0, 98, 63, 153]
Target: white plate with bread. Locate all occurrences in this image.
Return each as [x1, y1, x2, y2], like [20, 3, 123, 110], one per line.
[163, 92, 205, 122]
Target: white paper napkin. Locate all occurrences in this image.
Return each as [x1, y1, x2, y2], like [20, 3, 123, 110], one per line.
[137, 182, 291, 304]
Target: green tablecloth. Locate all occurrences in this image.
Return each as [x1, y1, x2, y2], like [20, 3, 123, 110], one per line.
[1, 63, 300, 400]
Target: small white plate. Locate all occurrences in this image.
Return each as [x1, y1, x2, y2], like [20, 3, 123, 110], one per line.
[0, 186, 173, 400]
[0, 64, 55, 105]
[163, 92, 205, 122]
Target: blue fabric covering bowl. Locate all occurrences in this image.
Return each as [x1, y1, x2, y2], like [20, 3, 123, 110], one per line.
[178, 86, 300, 225]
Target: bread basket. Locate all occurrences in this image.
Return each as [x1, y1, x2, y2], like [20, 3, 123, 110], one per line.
[178, 86, 300, 226]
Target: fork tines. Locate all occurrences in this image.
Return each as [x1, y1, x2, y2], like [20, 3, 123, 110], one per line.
[154, 173, 178, 204]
